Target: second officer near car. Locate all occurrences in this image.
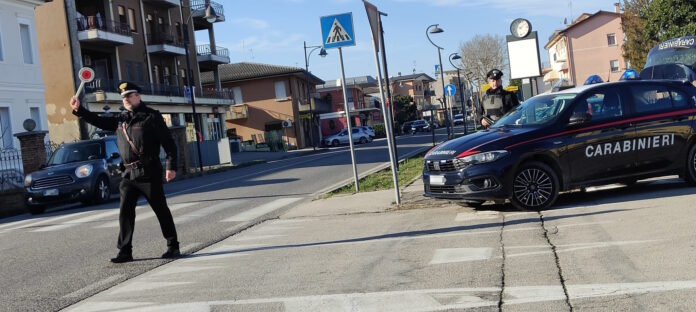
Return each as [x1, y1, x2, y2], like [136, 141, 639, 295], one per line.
[477, 69, 520, 128]
[70, 82, 180, 263]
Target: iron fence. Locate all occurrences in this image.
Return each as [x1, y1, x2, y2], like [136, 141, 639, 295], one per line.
[196, 44, 229, 57]
[0, 148, 23, 190]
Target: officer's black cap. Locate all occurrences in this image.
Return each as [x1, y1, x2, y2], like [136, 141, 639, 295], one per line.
[487, 69, 503, 80]
[119, 81, 142, 97]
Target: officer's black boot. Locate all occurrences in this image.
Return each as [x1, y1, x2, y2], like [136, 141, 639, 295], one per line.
[161, 245, 181, 259]
[110, 249, 133, 263]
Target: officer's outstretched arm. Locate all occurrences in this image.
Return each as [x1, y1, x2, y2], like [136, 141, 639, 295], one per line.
[153, 114, 177, 172]
[71, 99, 119, 131]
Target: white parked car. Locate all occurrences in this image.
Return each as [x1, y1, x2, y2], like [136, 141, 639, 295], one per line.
[323, 128, 373, 147]
[361, 126, 376, 139]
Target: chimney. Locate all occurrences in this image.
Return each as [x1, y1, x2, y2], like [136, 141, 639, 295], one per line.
[614, 3, 620, 13]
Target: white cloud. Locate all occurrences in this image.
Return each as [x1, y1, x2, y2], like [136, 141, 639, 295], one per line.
[230, 17, 270, 30]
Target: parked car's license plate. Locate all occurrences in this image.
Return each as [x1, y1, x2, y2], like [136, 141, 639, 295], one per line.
[43, 189, 59, 196]
[429, 175, 445, 186]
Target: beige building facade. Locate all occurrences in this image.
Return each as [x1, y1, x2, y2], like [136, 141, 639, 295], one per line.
[35, 0, 231, 143]
[545, 6, 626, 85]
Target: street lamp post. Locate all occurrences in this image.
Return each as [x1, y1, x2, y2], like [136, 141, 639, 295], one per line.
[449, 53, 467, 135]
[303, 41, 327, 151]
[426, 24, 451, 139]
[179, 2, 217, 173]
[465, 72, 479, 131]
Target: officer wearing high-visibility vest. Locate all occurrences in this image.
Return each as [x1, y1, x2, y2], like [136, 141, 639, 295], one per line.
[70, 82, 180, 263]
[477, 69, 519, 128]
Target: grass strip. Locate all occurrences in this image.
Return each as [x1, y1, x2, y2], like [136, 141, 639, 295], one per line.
[330, 154, 425, 196]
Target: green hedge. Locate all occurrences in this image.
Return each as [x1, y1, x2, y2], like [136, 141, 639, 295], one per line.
[373, 124, 386, 138]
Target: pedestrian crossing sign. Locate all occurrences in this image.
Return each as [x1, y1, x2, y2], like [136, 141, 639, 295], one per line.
[320, 12, 355, 49]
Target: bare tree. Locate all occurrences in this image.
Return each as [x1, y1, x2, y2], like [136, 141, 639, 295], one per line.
[459, 34, 509, 85]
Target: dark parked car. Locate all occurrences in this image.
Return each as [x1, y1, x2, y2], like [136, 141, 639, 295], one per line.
[410, 120, 432, 133]
[400, 121, 415, 134]
[24, 136, 123, 214]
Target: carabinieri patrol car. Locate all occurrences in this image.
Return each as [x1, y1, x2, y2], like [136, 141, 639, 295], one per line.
[423, 36, 696, 211]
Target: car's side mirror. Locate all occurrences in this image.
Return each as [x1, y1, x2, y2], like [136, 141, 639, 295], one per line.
[110, 152, 120, 159]
[568, 112, 592, 126]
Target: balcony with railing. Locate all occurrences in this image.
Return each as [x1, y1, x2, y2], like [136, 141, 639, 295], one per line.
[76, 17, 133, 46]
[226, 104, 248, 121]
[196, 44, 230, 71]
[142, 0, 179, 8]
[191, 0, 225, 30]
[83, 78, 233, 104]
[147, 27, 186, 55]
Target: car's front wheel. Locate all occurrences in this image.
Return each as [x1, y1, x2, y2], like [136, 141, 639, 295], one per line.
[27, 205, 45, 215]
[359, 137, 367, 144]
[332, 140, 340, 147]
[510, 162, 559, 211]
[686, 144, 696, 186]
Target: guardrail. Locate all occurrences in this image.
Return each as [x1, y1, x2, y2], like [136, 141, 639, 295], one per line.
[76, 17, 131, 37]
[196, 44, 229, 57]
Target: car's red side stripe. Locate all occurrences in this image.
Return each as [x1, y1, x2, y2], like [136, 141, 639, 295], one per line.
[505, 108, 696, 150]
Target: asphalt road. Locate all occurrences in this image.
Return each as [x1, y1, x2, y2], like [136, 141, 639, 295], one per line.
[0, 127, 460, 312]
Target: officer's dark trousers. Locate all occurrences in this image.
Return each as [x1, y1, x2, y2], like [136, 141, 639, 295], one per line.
[117, 177, 178, 253]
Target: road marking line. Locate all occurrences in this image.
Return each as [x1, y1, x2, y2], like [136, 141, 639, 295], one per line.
[31, 209, 122, 232]
[150, 266, 223, 277]
[64, 301, 156, 312]
[0, 210, 94, 233]
[221, 198, 302, 222]
[110, 281, 193, 294]
[503, 240, 663, 259]
[429, 248, 493, 264]
[95, 203, 197, 229]
[176, 200, 246, 224]
[62, 274, 124, 299]
[455, 212, 500, 222]
[236, 234, 286, 242]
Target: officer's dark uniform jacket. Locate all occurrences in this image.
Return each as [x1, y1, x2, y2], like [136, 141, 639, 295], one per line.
[477, 87, 520, 123]
[72, 103, 177, 180]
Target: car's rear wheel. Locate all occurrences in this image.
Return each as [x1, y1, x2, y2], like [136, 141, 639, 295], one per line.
[92, 176, 111, 204]
[686, 144, 696, 186]
[511, 162, 559, 211]
[27, 205, 45, 215]
[359, 137, 367, 144]
[332, 140, 340, 147]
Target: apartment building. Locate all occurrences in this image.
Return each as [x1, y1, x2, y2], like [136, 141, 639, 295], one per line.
[390, 72, 435, 108]
[35, 0, 232, 143]
[315, 76, 379, 138]
[202, 62, 324, 150]
[545, 5, 625, 85]
[0, 0, 47, 149]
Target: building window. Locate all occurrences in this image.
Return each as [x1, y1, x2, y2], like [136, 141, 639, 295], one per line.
[118, 6, 126, 25]
[232, 87, 243, 104]
[607, 33, 617, 46]
[19, 23, 33, 64]
[30, 107, 41, 131]
[0, 107, 12, 148]
[610, 60, 619, 72]
[274, 81, 286, 100]
[128, 8, 137, 32]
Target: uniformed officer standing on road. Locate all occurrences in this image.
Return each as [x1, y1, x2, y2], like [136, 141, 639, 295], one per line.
[477, 69, 519, 128]
[70, 82, 180, 263]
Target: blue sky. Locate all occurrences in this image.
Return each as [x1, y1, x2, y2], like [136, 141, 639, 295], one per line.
[194, 0, 615, 82]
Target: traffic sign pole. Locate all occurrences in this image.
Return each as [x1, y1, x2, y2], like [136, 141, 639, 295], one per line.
[338, 47, 360, 192]
[364, 0, 400, 204]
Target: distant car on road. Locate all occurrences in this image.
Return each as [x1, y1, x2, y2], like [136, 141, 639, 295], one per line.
[323, 128, 373, 147]
[410, 120, 432, 133]
[453, 114, 464, 126]
[24, 136, 123, 214]
[361, 126, 376, 139]
[400, 121, 415, 134]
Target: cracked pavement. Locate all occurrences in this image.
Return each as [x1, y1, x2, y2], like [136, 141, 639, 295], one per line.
[65, 176, 696, 311]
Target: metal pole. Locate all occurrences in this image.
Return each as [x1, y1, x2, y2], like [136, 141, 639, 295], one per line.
[379, 18, 398, 168]
[338, 47, 360, 192]
[369, 17, 400, 204]
[430, 106, 435, 146]
[179, 3, 204, 173]
[456, 68, 467, 135]
[303, 41, 316, 151]
[437, 48, 450, 139]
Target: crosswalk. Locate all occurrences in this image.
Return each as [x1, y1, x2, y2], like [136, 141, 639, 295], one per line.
[0, 197, 305, 236]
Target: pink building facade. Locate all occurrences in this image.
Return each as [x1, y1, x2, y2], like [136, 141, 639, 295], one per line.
[315, 76, 379, 138]
[545, 7, 626, 85]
